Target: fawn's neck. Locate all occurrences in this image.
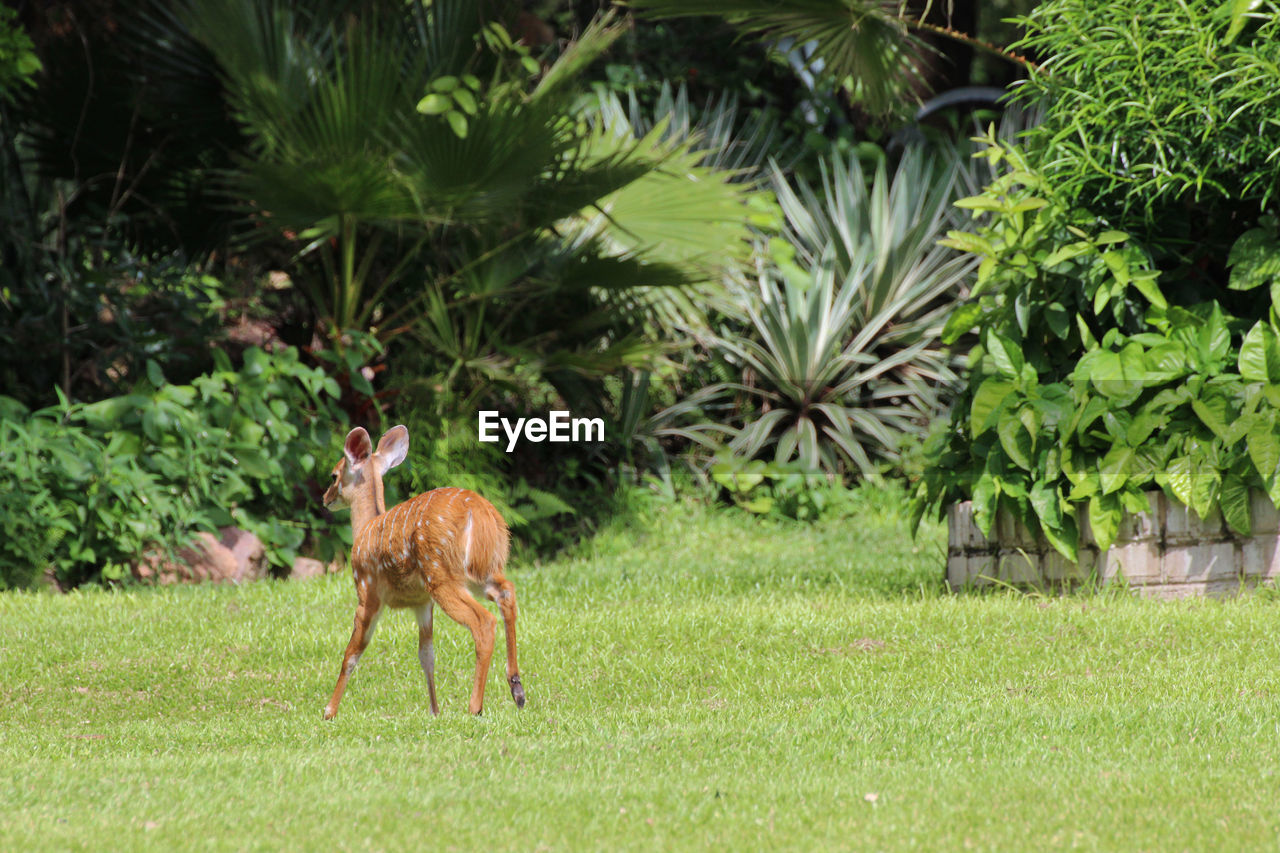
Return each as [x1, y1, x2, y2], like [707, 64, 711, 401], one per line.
[348, 472, 388, 540]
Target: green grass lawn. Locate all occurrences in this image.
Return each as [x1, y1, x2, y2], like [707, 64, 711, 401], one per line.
[5, 495, 1280, 850]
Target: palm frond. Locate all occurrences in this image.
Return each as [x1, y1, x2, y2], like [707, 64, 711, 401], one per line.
[629, 0, 933, 114]
[531, 11, 627, 101]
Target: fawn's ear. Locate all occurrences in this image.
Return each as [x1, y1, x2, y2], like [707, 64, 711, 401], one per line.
[375, 425, 409, 473]
[343, 427, 373, 467]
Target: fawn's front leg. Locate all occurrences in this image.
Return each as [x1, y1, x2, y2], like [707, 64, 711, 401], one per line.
[323, 595, 382, 720]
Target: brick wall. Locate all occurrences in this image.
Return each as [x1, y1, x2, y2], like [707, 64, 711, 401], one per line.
[947, 491, 1280, 598]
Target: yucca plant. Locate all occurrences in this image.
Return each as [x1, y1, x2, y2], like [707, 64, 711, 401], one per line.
[694, 145, 980, 481]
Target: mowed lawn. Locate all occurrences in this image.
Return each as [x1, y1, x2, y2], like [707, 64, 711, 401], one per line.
[4, 497, 1280, 851]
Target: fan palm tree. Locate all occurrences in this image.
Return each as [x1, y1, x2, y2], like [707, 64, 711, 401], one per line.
[183, 0, 754, 355]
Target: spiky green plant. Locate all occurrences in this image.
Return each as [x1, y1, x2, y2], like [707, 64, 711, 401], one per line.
[691, 146, 980, 480]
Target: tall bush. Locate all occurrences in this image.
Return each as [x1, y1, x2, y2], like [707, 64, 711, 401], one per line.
[1010, 0, 1280, 258]
[912, 1, 1280, 556]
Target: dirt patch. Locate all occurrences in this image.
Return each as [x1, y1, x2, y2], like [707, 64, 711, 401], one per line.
[811, 637, 888, 656]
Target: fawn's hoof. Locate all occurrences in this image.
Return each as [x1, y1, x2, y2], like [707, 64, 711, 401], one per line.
[510, 674, 526, 708]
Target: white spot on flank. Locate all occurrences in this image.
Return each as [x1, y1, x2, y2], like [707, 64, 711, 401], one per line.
[461, 512, 473, 567]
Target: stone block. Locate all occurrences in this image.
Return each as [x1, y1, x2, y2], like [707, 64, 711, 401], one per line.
[217, 526, 268, 582]
[948, 502, 993, 552]
[996, 549, 1041, 585]
[1249, 492, 1280, 536]
[133, 532, 239, 585]
[947, 553, 994, 589]
[1162, 542, 1239, 584]
[1138, 583, 1200, 600]
[1100, 539, 1162, 585]
[291, 557, 342, 580]
[996, 511, 1040, 551]
[1241, 535, 1280, 580]
[1164, 500, 1225, 545]
[945, 494, 1280, 596]
[1119, 492, 1161, 542]
[1041, 548, 1096, 584]
[1078, 496, 1158, 549]
[1137, 580, 1245, 600]
[1202, 578, 1248, 598]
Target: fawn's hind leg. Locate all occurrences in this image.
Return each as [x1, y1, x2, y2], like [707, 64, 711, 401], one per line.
[485, 577, 524, 708]
[414, 603, 440, 716]
[433, 584, 496, 715]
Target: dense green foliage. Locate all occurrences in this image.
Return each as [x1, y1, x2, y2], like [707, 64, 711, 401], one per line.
[913, 0, 1280, 556]
[1011, 0, 1280, 255]
[0, 256, 224, 409]
[0, 347, 346, 589]
[189, 0, 750, 346]
[0, 0, 1030, 587]
[0, 6, 39, 101]
[914, 139, 1280, 555]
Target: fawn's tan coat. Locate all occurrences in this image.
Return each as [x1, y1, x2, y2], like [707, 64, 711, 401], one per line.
[321, 425, 524, 718]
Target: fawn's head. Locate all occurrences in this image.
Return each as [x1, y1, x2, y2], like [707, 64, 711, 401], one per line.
[323, 425, 409, 510]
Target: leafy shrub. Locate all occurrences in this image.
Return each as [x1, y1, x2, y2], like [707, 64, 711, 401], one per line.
[912, 2, 1280, 556]
[0, 252, 224, 409]
[710, 453, 915, 522]
[710, 456, 843, 521]
[0, 347, 346, 589]
[1010, 0, 1280, 263]
[911, 136, 1280, 557]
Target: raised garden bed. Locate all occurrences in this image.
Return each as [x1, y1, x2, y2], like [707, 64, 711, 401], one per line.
[947, 491, 1280, 598]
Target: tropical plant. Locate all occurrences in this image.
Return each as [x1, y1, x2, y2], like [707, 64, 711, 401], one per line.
[0, 6, 40, 101]
[1008, 0, 1280, 256]
[684, 145, 979, 480]
[912, 131, 1280, 559]
[630, 0, 1034, 115]
[629, 0, 932, 115]
[574, 82, 788, 345]
[185, 0, 753, 349]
